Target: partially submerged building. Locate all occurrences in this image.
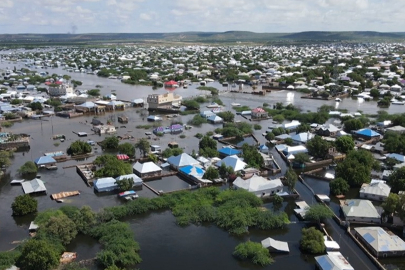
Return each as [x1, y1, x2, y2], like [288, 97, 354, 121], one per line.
[133, 161, 162, 178]
[354, 227, 405, 257]
[359, 180, 391, 201]
[340, 199, 381, 223]
[22, 178, 47, 194]
[261, 237, 289, 253]
[315, 252, 354, 270]
[233, 175, 284, 197]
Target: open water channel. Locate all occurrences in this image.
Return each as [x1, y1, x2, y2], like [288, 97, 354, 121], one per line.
[0, 57, 402, 269]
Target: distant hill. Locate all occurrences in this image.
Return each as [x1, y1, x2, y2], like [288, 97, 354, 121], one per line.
[0, 31, 404, 45]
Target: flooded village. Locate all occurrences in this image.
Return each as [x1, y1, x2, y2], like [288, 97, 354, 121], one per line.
[1, 43, 405, 270]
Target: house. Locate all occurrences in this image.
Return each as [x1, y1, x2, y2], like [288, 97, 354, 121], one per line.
[282, 120, 301, 130]
[153, 124, 183, 135]
[317, 124, 341, 137]
[147, 92, 182, 110]
[261, 237, 289, 253]
[359, 180, 391, 201]
[115, 173, 143, 187]
[233, 175, 284, 197]
[94, 177, 118, 192]
[22, 178, 47, 194]
[218, 147, 241, 158]
[178, 165, 211, 184]
[340, 199, 381, 223]
[133, 161, 162, 178]
[216, 155, 247, 172]
[386, 153, 405, 163]
[207, 115, 223, 124]
[354, 227, 405, 257]
[48, 84, 74, 97]
[290, 132, 314, 145]
[132, 98, 144, 107]
[354, 128, 381, 141]
[167, 153, 200, 170]
[34, 156, 57, 168]
[282, 145, 308, 156]
[93, 125, 116, 135]
[251, 107, 268, 119]
[386, 125, 405, 134]
[315, 252, 354, 270]
[200, 111, 216, 119]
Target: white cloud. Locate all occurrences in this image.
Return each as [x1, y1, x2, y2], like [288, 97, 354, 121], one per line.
[140, 13, 152, 20]
[0, 0, 13, 8]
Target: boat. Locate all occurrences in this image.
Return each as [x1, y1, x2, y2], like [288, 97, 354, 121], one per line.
[231, 102, 241, 107]
[56, 199, 64, 203]
[10, 179, 25, 185]
[335, 98, 341, 102]
[206, 102, 221, 108]
[118, 190, 137, 199]
[392, 100, 405, 105]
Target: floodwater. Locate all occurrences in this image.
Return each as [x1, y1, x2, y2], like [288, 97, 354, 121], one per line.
[0, 58, 399, 269]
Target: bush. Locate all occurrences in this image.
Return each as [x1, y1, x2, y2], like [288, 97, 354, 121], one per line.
[67, 140, 92, 156]
[12, 195, 37, 216]
[1, 121, 13, 128]
[18, 161, 37, 175]
[195, 133, 203, 139]
[253, 124, 262, 130]
[179, 134, 186, 139]
[300, 227, 325, 254]
[102, 136, 119, 149]
[233, 241, 273, 266]
[329, 177, 350, 195]
[187, 115, 207, 127]
[17, 239, 60, 270]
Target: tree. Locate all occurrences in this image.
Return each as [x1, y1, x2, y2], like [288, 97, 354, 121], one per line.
[117, 143, 135, 157]
[242, 144, 263, 169]
[335, 150, 375, 187]
[216, 111, 235, 122]
[199, 135, 218, 157]
[18, 161, 37, 175]
[102, 136, 119, 149]
[329, 177, 350, 195]
[388, 167, 405, 193]
[382, 193, 400, 215]
[187, 115, 207, 127]
[17, 239, 60, 270]
[11, 195, 37, 216]
[272, 194, 283, 208]
[300, 227, 325, 254]
[335, 136, 355, 153]
[28, 102, 43, 111]
[293, 152, 310, 164]
[115, 177, 134, 191]
[203, 166, 219, 180]
[67, 140, 92, 156]
[182, 100, 200, 110]
[304, 204, 334, 223]
[135, 138, 150, 157]
[306, 136, 331, 159]
[94, 155, 132, 178]
[87, 89, 100, 96]
[0, 150, 12, 168]
[218, 163, 235, 179]
[343, 118, 364, 133]
[285, 168, 297, 192]
[382, 131, 405, 154]
[43, 215, 78, 245]
[233, 241, 273, 266]
[370, 88, 380, 98]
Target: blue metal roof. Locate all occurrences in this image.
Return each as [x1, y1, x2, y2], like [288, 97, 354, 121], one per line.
[34, 155, 56, 165]
[179, 165, 205, 178]
[219, 147, 241, 156]
[355, 128, 381, 137]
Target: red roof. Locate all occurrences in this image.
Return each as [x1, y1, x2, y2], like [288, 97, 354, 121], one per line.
[116, 154, 129, 160]
[252, 107, 265, 113]
[164, 80, 178, 86]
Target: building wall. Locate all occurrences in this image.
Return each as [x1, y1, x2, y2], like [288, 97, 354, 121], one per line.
[359, 192, 388, 202]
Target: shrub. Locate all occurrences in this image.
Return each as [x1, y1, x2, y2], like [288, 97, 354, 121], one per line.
[12, 195, 37, 216]
[300, 227, 325, 254]
[233, 241, 273, 266]
[18, 161, 37, 175]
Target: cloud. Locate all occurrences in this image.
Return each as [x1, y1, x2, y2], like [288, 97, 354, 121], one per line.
[1, 0, 405, 33]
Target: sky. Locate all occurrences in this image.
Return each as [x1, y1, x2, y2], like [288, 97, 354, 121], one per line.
[0, 0, 404, 34]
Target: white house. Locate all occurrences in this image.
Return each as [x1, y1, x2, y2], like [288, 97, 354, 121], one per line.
[359, 180, 391, 201]
[233, 175, 284, 197]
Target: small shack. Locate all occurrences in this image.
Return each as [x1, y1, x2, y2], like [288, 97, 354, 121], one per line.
[94, 177, 118, 192]
[133, 161, 162, 178]
[22, 179, 47, 194]
[34, 156, 57, 168]
[261, 237, 289, 253]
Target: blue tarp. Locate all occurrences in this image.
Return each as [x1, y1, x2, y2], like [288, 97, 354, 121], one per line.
[179, 165, 205, 179]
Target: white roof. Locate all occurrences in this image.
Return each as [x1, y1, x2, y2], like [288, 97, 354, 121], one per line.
[261, 237, 289, 252]
[133, 161, 162, 174]
[354, 227, 405, 253]
[360, 181, 391, 197]
[341, 199, 380, 219]
[215, 155, 247, 171]
[94, 177, 117, 189]
[324, 236, 340, 250]
[116, 173, 142, 183]
[167, 153, 200, 168]
[315, 252, 354, 270]
[233, 175, 283, 192]
[22, 178, 46, 194]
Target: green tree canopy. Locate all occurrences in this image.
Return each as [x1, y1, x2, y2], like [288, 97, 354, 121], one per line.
[233, 241, 273, 266]
[242, 144, 263, 169]
[67, 140, 92, 156]
[304, 204, 334, 222]
[17, 239, 60, 270]
[43, 215, 78, 245]
[94, 155, 132, 178]
[102, 136, 119, 150]
[18, 161, 37, 175]
[388, 167, 405, 193]
[382, 193, 400, 215]
[285, 168, 298, 192]
[203, 166, 219, 180]
[199, 135, 218, 157]
[117, 142, 135, 157]
[343, 118, 365, 133]
[115, 177, 134, 191]
[216, 111, 235, 122]
[135, 138, 150, 157]
[329, 177, 350, 195]
[306, 136, 331, 159]
[335, 136, 355, 153]
[11, 194, 37, 216]
[300, 227, 326, 254]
